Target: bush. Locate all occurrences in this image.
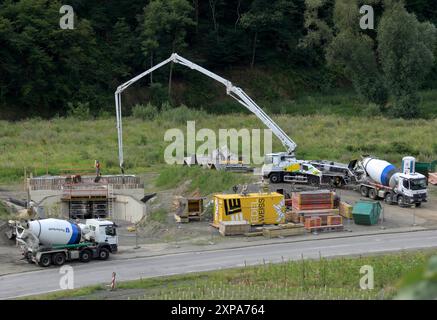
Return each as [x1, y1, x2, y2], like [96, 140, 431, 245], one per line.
[362, 103, 382, 117]
[67, 102, 91, 120]
[205, 100, 245, 114]
[158, 104, 209, 124]
[392, 94, 420, 119]
[149, 83, 169, 107]
[132, 103, 158, 120]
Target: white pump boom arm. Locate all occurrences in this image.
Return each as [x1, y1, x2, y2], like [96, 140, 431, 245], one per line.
[115, 53, 297, 171]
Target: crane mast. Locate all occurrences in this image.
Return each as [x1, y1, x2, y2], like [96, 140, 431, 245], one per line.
[115, 53, 297, 171]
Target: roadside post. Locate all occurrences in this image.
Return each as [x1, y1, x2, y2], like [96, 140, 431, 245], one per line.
[134, 228, 140, 249]
[412, 206, 417, 226]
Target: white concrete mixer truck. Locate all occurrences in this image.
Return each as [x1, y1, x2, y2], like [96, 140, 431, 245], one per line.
[352, 156, 428, 207]
[13, 218, 118, 267]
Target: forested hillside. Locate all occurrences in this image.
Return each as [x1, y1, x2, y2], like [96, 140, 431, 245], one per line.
[0, 0, 436, 119]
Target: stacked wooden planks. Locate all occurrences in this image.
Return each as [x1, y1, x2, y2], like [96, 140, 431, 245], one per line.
[292, 190, 334, 211]
[285, 190, 345, 232]
[262, 223, 305, 238]
[339, 201, 353, 219]
[290, 208, 339, 225]
[327, 215, 343, 226]
[304, 217, 321, 229]
[219, 221, 250, 236]
[429, 172, 437, 185]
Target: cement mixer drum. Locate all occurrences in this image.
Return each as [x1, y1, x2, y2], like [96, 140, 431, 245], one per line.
[27, 219, 82, 246]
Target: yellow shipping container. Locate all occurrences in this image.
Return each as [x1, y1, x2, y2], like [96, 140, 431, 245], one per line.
[213, 192, 285, 226]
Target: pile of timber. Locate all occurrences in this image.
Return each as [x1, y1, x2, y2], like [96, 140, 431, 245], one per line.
[286, 190, 344, 232]
[292, 190, 334, 211]
[339, 201, 353, 219]
[219, 221, 250, 236]
[287, 208, 340, 224]
[262, 223, 305, 238]
[429, 173, 437, 185]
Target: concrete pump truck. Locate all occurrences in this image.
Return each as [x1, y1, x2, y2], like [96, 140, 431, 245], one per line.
[114, 53, 325, 185]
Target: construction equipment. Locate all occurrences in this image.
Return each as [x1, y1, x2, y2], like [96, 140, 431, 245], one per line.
[307, 160, 357, 187]
[352, 156, 428, 207]
[213, 192, 285, 226]
[11, 218, 118, 267]
[114, 53, 321, 184]
[184, 146, 253, 172]
[173, 196, 204, 223]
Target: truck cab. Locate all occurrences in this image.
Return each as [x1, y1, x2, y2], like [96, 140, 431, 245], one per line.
[395, 174, 428, 206]
[84, 219, 118, 253]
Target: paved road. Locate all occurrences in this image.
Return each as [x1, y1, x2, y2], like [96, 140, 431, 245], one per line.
[1, 230, 437, 299]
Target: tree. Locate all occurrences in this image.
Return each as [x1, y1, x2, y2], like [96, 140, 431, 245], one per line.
[0, 0, 107, 118]
[378, 1, 437, 117]
[325, 0, 387, 105]
[140, 0, 195, 98]
[309, 0, 436, 116]
[111, 18, 136, 80]
[240, 0, 299, 68]
[300, 0, 334, 50]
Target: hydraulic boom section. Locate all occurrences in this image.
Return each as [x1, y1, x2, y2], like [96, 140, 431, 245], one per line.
[115, 53, 297, 172]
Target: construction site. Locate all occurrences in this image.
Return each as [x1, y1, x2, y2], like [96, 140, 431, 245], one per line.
[1, 53, 437, 281]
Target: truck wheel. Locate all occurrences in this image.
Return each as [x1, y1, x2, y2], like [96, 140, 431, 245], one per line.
[384, 193, 394, 205]
[368, 188, 378, 200]
[397, 196, 406, 207]
[38, 254, 52, 267]
[309, 176, 320, 187]
[79, 250, 92, 263]
[330, 177, 343, 188]
[360, 186, 369, 197]
[269, 174, 280, 184]
[98, 248, 110, 260]
[415, 202, 422, 208]
[25, 252, 34, 264]
[52, 253, 66, 266]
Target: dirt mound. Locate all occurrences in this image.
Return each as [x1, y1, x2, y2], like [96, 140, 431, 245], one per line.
[0, 221, 14, 246]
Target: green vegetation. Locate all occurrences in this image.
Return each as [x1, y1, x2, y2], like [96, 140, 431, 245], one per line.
[1, 101, 437, 184]
[27, 250, 437, 300]
[24, 285, 103, 301]
[395, 255, 437, 299]
[0, 200, 11, 219]
[1, 1, 437, 119]
[304, 0, 437, 118]
[155, 166, 255, 194]
[148, 208, 168, 224]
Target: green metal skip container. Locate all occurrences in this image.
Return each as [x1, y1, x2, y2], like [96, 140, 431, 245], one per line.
[352, 200, 382, 225]
[415, 161, 437, 178]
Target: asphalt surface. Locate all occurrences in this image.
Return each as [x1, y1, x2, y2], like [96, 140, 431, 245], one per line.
[1, 229, 437, 299]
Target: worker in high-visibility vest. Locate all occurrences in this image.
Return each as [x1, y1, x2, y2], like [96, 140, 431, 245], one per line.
[94, 160, 101, 183]
[95, 160, 101, 176]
